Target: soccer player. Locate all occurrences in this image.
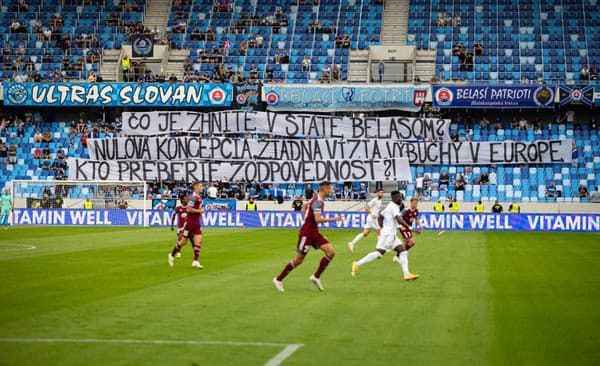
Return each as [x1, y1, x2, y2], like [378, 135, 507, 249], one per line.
[273, 181, 342, 292]
[347, 188, 384, 253]
[351, 193, 421, 281]
[1, 188, 11, 226]
[168, 182, 205, 269]
[169, 196, 189, 258]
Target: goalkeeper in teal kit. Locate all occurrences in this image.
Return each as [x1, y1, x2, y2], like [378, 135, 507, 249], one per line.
[1, 188, 11, 225]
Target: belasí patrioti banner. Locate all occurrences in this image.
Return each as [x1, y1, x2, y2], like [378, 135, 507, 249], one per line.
[11, 209, 600, 233]
[66, 157, 412, 183]
[87, 136, 573, 165]
[121, 110, 452, 141]
[432, 84, 556, 108]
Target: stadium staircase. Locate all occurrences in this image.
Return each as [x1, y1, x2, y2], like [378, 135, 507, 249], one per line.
[347, 49, 370, 82]
[142, 0, 171, 31]
[380, 0, 409, 46]
[99, 49, 121, 81]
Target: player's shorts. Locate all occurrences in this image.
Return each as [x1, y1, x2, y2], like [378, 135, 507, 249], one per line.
[296, 232, 329, 254]
[376, 233, 402, 251]
[1, 208, 9, 216]
[181, 221, 202, 238]
[363, 216, 380, 230]
[399, 227, 413, 240]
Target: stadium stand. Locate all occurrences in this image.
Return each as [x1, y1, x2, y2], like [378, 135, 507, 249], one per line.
[166, 0, 383, 83]
[407, 0, 600, 83]
[0, 0, 147, 82]
[0, 0, 598, 205]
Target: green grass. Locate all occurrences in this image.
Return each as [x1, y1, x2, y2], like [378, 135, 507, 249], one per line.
[0, 227, 598, 366]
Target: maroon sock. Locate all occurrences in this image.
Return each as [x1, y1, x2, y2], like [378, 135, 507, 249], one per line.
[314, 256, 332, 279]
[170, 244, 181, 257]
[276, 261, 295, 281]
[193, 246, 201, 261]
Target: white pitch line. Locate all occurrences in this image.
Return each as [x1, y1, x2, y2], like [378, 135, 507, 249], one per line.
[437, 231, 446, 236]
[264, 344, 304, 366]
[0, 338, 304, 366]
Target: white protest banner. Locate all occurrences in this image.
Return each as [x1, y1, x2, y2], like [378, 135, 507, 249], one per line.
[121, 110, 451, 141]
[87, 137, 572, 165]
[67, 158, 412, 183]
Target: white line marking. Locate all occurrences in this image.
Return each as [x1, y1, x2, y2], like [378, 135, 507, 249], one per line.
[0, 243, 37, 251]
[0, 338, 304, 366]
[264, 344, 304, 366]
[437, 231, 446, 236]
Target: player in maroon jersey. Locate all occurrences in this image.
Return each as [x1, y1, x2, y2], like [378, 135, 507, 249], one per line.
[273, 181, 342, 292]
[391, 197, 423, 280]
[169, 195, 189, 258]
[168, 182, 205, 269]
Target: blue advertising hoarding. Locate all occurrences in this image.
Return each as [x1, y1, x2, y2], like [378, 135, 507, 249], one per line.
[3, 82, 232, 107]
[262, 84, 427, 112]
[11, 209, 600, 233]
[432, 84, 555, 108]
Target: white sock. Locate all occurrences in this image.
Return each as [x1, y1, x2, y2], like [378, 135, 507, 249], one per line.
[356, 251, 382, 267]
[398, 251, 409, 276]
[350, 233, 364, 245]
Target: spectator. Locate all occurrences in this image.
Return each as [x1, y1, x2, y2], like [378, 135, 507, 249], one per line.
[42, 130, 52, 143]
[41, 146, 51, 159]
[33, 130, 43, 143]
[305, 184, 314, 200]
[255, 33, 264, 48]
[479, 171, 489, 185]
[480, 116, 490, 129]
[415, 174, 424, 195]
[358, 183, 367, 200]
[489, 168, 497, 185]
[342, 185, 351, 201]
[562, 109, 576, 124]
[301, 56, 311, 72]
[237, 40, 248, 56]
[546, 181, 557, 199]
[455, 173, 465, 191]
[320, 64, 331, 83]
[341, 34, 350, 48]
[520, 75, 529, 84]
[590, 64, 598, 80]
[436, 14, 445, 26]
[439, 170, 450, 186]
[332, 63, 340, 81]
[572, 141, 579, 167]
[423, 174, 432, 190]
[474, 41, 484, 56]
[7, 143, 17, 164]
[292, 196, 303, 211]
[378, 59, 384, 83]
[518, 116, 528, 130]
[453, 41, 464, 56]
[0, 142, 7, 165]
[453, 15, 461, 26]
[207, 183, 219, 199]
[491, 200, 503, 213]
[580, 64, 590, 80]
[590, 187, 600, 203]
[578, 184, 589, 198]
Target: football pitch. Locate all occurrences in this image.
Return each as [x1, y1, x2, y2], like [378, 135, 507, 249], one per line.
[0, 226, 598, 366]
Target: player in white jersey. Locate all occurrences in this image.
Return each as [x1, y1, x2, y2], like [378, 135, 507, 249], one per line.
[351, 192, 422, 281]
[347, 188, 384, 253]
